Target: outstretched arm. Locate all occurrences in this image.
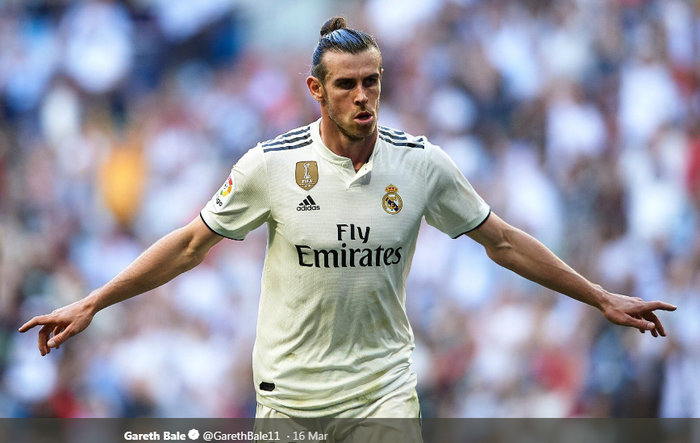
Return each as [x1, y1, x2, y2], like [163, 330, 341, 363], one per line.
[466, 212, 676, 336]
[19, 216, 223, 354]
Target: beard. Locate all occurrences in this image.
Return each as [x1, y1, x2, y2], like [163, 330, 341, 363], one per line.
[324, 92, 379, 142]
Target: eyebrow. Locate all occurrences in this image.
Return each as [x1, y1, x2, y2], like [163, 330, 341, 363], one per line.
[333, 73, 380, 83]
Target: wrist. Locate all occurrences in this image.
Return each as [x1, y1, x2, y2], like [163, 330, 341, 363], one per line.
[83, 291, 103, 315]
[591, 285, 611, 311]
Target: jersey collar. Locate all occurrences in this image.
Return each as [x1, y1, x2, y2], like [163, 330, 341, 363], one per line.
[310, 118, 380, 176]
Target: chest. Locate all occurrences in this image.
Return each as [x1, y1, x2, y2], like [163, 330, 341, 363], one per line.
[267, 160, 425, 250]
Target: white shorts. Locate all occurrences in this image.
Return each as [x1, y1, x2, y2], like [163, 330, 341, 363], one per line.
[253, 375, 423, 443]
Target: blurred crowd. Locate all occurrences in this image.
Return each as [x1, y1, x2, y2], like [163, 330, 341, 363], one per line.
[1, 0, 699, 418]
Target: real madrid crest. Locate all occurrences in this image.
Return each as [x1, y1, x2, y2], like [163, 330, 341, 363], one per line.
[295, 161, 319, 191]
[382, 184, 403, 215]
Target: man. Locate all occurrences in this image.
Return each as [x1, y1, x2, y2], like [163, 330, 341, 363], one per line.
[20, 15, 674, 437]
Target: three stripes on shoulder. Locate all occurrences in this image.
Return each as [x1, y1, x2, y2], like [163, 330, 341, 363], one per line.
[262, 127, 312, 153]
[261, 125, 425, 153]
[378, 126, 425, 149]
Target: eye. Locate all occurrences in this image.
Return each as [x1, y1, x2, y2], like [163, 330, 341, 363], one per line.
[363, 77, 378, 87]
[337, 80, 354, 89]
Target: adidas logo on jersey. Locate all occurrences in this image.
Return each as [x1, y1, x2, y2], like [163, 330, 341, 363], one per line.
[297, 195, 320, 211]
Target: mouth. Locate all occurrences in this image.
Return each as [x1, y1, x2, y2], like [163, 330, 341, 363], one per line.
[354, 111, 374, 125]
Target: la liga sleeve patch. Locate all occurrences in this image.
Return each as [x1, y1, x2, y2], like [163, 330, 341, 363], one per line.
[214, 170, 235, 209]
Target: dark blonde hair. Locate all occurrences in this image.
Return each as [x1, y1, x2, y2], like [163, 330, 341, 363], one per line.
[311, 16, 380, 83]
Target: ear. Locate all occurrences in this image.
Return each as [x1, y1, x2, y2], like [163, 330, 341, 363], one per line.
[306, 76, 325, 103]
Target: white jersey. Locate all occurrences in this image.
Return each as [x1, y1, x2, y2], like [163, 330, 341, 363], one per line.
[200, 119, 490, 417]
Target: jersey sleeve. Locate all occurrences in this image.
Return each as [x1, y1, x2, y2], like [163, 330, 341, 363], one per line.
[423, 143, 491, 238]
[200, 145, 271, 240]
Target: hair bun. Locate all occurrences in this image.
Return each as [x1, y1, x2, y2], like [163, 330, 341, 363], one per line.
[320, 16, 347, 37]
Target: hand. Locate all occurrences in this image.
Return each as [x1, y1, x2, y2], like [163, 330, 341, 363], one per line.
[18, 299, 96, 355]
[599, 292, 677, 337]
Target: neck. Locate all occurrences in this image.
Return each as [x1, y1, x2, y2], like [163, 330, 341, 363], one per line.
[319, 114, 377, 172]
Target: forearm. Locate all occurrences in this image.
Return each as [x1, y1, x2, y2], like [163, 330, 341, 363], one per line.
[486, 226, 607, 309]
[85, 226, 209, 314]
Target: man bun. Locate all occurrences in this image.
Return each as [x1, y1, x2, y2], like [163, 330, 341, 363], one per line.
[320, 16, 347, 37]
[311, 16, 380, 82]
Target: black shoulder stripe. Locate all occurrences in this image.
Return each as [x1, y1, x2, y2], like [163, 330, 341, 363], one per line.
[282, 126, 310, 138]
[263, 138, 313, 153]
[378, 129, 408, 141]
[379, 127, 425, 147]
[379, 135, 424, 149]
[261, 126, 310, 147]
[379, 126, 405, 137]
[262, 133, 311, 148]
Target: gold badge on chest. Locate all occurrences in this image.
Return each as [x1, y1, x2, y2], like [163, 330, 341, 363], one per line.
[295, 161, 319, 191]
[382, 184, 403, 215]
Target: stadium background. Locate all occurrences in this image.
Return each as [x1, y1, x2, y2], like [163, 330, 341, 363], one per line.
[0, 0, 698, 418]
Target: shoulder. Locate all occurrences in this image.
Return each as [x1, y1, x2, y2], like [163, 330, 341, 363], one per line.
[377, 126, 461, 176]
[378, 125, 445, 170]
[261, 124, 313, 154]
[377, 125, 428, 150]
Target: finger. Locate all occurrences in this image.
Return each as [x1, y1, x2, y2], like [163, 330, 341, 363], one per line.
[52, 326, 64, 349]
[38, 325, 52, 356]
[642, 312, 666, 337]
[645, 321, 658, 337]
[643, 301, 677, 312]
[626, 316, 655, 331]
[18, 315, 52, 333]
[643, 312, 666, 337]
[47, 327, 74, 349]
[633, 315, 645, 334]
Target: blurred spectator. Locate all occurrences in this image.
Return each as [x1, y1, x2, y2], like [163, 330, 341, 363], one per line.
[61, 1, 134, 94]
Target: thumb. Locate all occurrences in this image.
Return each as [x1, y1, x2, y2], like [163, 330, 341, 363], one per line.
[47, 328, 74, 349]
[627, 316, 655, 331]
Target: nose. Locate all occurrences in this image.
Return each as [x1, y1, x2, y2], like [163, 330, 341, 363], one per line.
[354, 86, 369, 106]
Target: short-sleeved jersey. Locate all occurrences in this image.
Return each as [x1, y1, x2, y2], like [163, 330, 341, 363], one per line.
[201, 119, 490, 417]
